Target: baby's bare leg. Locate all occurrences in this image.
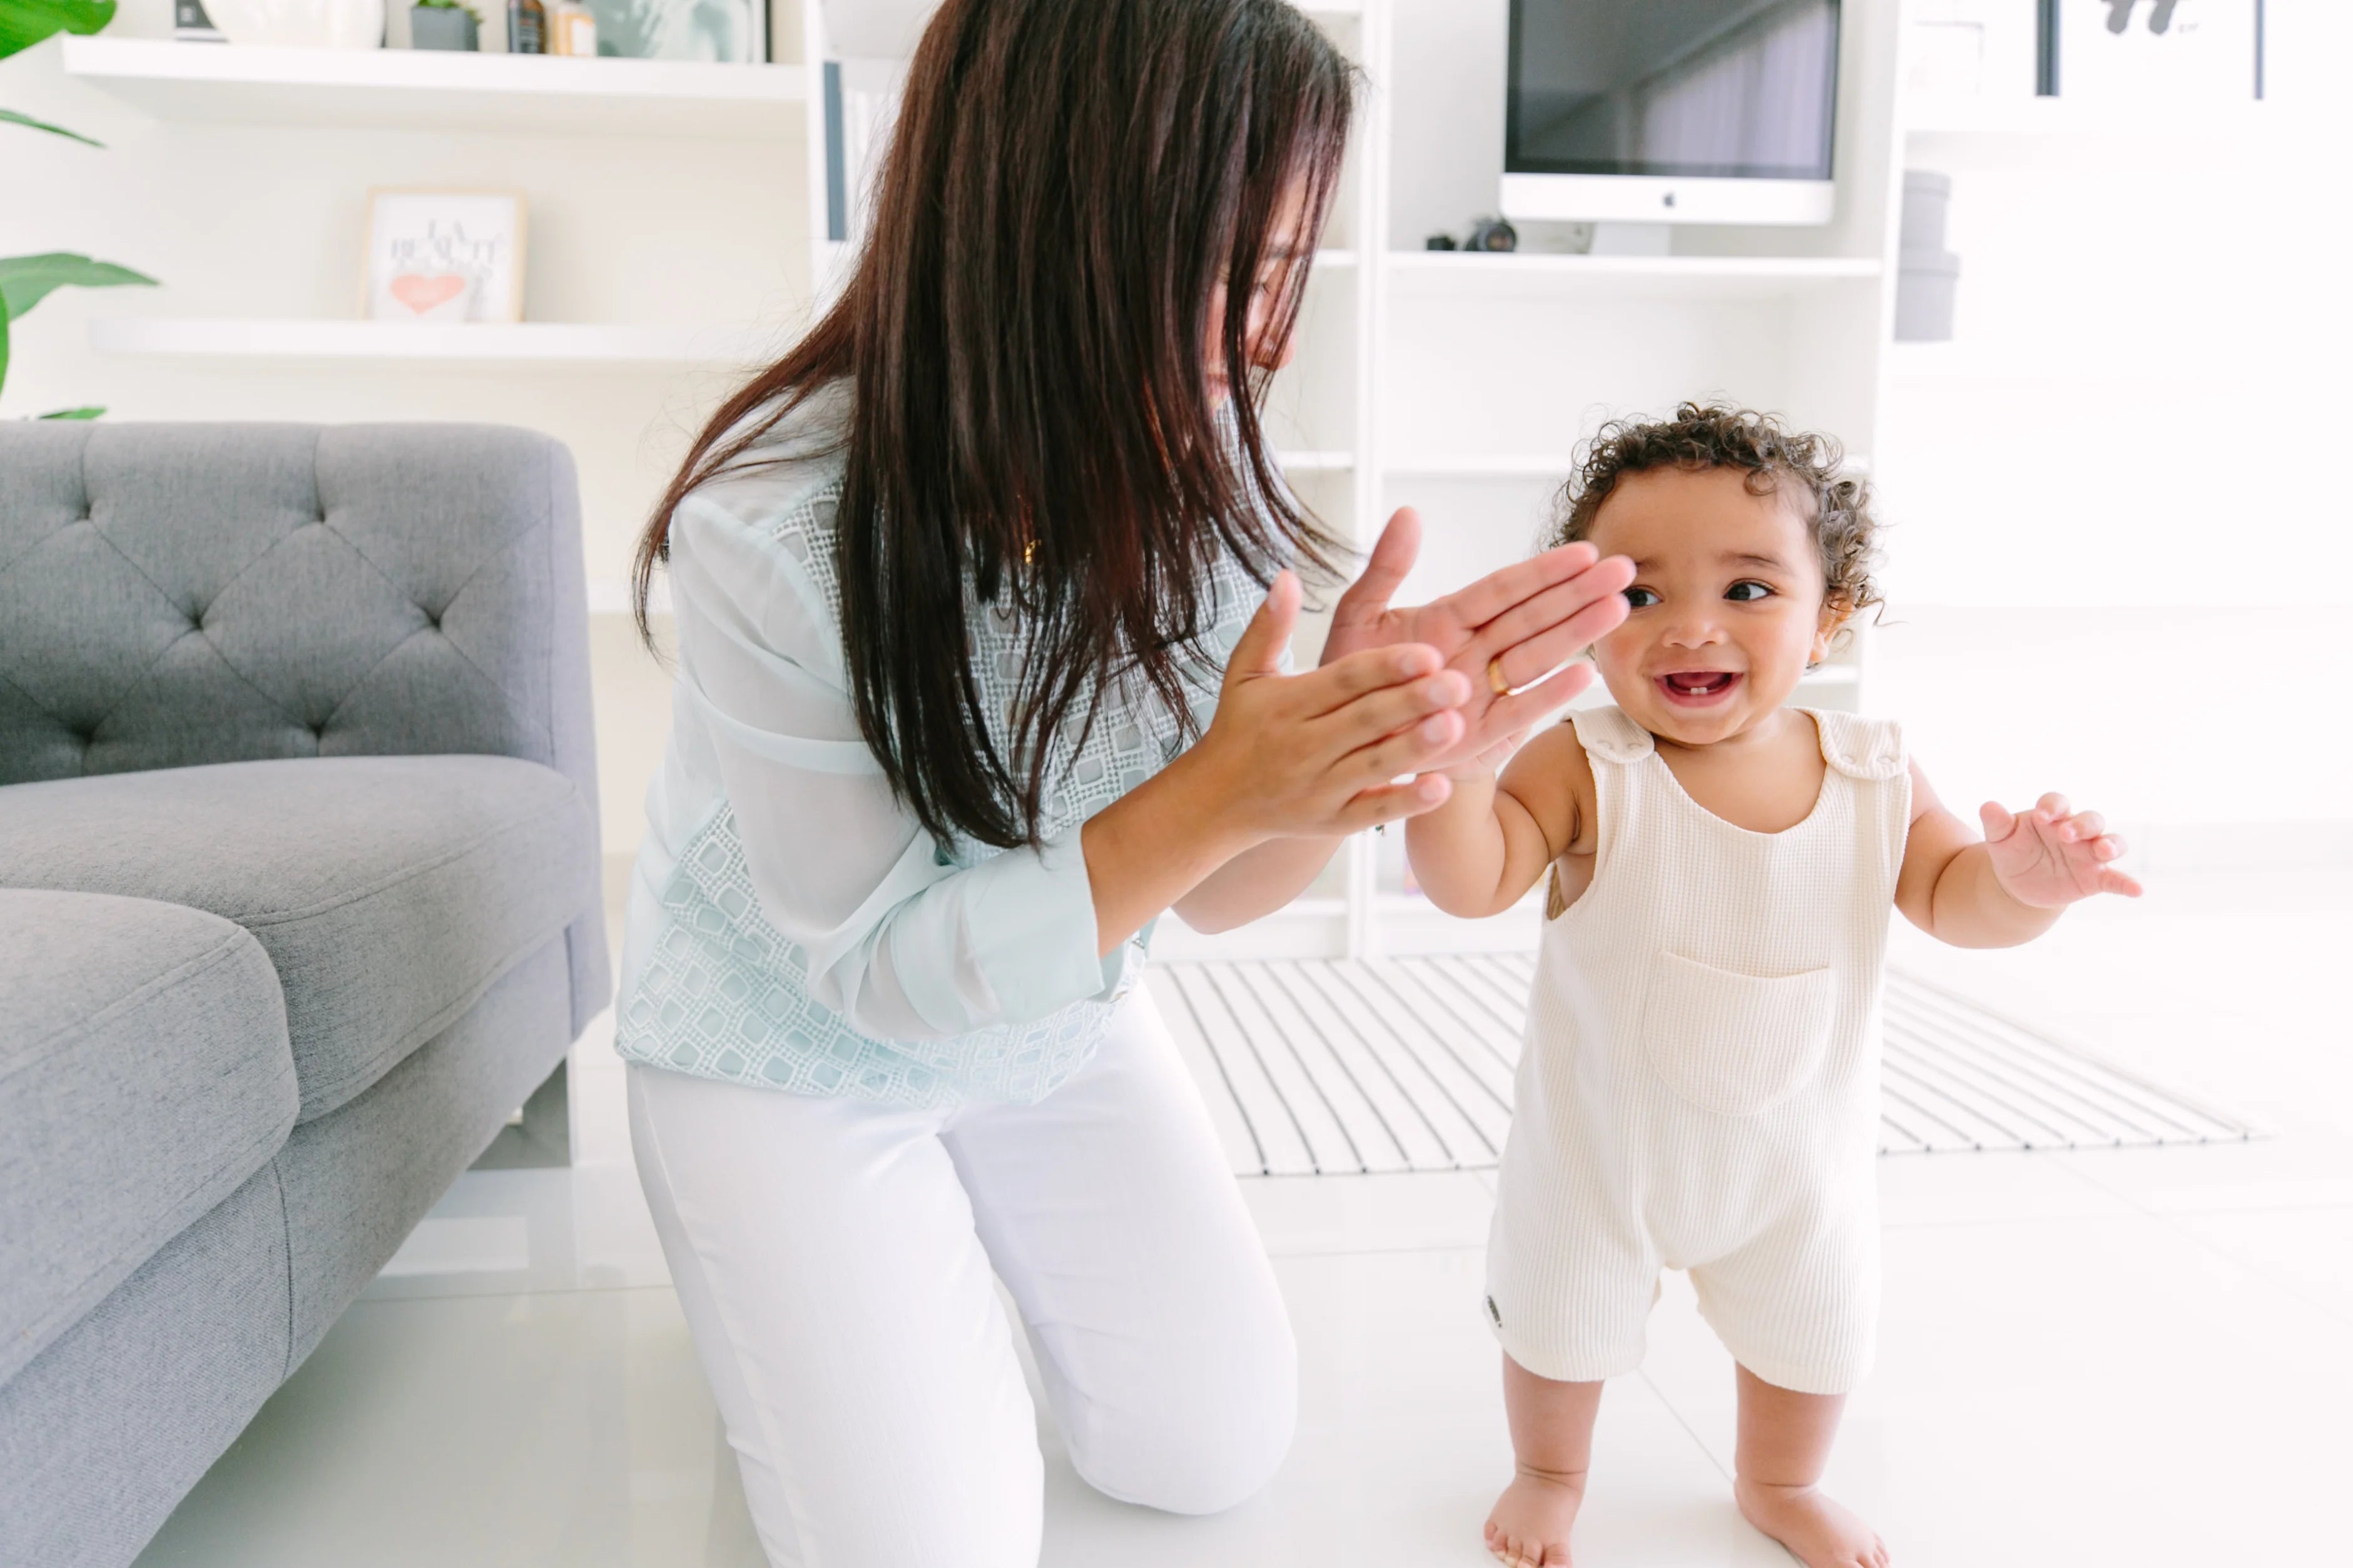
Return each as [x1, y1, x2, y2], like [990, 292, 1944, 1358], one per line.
[1731, 1365, 1888, 1568]
[1485, 1353, 1602, 1567]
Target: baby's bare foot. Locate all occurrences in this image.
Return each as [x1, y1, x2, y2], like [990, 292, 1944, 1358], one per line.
[1484, 1469, 1585, 1567]
[1734, 1476, 1888, 1568]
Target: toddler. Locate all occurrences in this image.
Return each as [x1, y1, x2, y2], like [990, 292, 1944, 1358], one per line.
[1404, 405, 2142, 1568]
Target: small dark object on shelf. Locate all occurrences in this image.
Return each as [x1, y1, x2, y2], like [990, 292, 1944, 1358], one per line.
[1464, 216, 1518, 253]
[173, 0, 226, 41]
[1425, 233, 1458, 251]
[412, 0, 480, 49]
[507, 0, 545, 53]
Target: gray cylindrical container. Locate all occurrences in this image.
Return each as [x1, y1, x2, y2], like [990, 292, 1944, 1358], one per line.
[1900, 170, 1952, 256]
[1894, 253, 1961, 341]
[1895, 169, 1959, 342]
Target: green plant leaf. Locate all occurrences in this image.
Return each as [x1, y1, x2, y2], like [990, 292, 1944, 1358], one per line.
[0, 251, 157, 321]
[0, 0, 116, 59]
[38, 405, 103, 418]
[0, 106, 102, 144]
[1, 304, 11, 403]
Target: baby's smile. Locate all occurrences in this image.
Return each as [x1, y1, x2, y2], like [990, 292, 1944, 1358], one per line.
[1657, 670, 1744, 706]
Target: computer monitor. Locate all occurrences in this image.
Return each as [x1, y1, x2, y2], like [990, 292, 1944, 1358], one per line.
[1503, 0, 1841, 227]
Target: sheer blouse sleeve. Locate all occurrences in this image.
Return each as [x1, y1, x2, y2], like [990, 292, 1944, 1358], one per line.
[665, 493, 1134, 1041]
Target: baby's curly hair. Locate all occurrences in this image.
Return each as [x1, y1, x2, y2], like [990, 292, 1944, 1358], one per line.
[1549, 402, 1883, 619]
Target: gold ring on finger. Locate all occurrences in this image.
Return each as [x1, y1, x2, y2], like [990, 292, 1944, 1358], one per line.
[1487, 656, 1510, 696]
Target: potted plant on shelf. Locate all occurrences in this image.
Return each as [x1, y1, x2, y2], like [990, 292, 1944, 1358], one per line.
[409, 0, 477, 51]
[1, 0, 157, 420]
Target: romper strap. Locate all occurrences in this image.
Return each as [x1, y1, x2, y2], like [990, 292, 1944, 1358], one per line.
[1567, 704, 1655, 764]
[1810, 709, 1908, 781]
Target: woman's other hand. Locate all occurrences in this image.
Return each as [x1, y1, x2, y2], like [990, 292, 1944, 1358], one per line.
[1320, 507, 1634, 771]
[1190, 570, 1471, 840]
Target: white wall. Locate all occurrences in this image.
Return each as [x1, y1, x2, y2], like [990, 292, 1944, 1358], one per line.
[1871, 6, 2353, 844]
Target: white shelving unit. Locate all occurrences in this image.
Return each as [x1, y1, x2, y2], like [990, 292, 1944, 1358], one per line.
[1904, 93, 2294, 148]
[1381, 453, 1575, 478]
[69, 34, 826, 384]
[1163, 0, 1908, 962]
[59, 36, 808, 139]
[1387, 448, 1873, 478]
[1385, 251, 1883, 300]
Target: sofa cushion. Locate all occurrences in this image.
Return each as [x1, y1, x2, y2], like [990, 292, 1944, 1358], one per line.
[0, 755, 596, 1123]
[0, 889, 295, 1387]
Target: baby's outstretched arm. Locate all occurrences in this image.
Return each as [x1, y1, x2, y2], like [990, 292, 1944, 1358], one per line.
[1896, 761, 2143, 948]
[1405, 724, 1589, 919]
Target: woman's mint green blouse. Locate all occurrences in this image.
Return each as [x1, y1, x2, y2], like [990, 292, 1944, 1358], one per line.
[613, 387, 1268, 1106]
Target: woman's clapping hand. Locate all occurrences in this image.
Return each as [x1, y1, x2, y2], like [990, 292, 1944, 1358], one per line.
[1318, 507, 1635, 774]
[1190, 570, 1473, 839]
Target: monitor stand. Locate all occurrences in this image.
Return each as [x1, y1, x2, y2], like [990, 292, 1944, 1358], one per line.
[1588, 223, 1673, 257]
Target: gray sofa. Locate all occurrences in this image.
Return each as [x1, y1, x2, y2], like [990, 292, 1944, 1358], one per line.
[0, 423, 610, 1567]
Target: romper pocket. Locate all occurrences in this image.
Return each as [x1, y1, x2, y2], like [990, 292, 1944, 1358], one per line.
[1638, 952, 1834, 1117]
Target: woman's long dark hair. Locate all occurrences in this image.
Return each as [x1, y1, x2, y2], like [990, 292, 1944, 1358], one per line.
[633, 0, 1353, 850]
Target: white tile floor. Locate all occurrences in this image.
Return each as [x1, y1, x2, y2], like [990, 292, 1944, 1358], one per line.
[135, 870, 2353, 1567]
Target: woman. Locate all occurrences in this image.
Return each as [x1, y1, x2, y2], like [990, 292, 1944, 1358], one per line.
[617, 2, 1632, 1563]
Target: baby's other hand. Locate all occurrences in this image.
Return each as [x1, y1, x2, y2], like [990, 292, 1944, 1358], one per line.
[1981, 794, 2144, 907]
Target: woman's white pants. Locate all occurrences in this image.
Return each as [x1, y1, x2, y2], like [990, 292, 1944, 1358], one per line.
[627, 988, 1297, 1568]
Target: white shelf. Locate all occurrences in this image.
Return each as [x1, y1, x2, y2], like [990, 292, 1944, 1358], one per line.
[1884, 341, 2220, 384]
[60, 36, 808, 140]
[89, 317, 777, 366]
[1386, 251, 1882, 301]
[1275, 449, 1355, 472]
[1385, 454, 1575, 478]
[1906, 94, 2285, 146]
[1385, 452, 1871, 480]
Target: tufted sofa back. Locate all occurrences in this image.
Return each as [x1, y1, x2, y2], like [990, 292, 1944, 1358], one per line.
[0, 421, 608, 1028]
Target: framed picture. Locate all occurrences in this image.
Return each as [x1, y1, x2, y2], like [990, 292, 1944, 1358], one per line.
[2053, 0, 2262, 104]
[1908, 0, 2045, 98]
[585, 0, 763, 63]
[363, 190, 528, 325]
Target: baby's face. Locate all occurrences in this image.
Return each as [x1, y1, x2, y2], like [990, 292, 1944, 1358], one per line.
[1583, 466, 1842, 748]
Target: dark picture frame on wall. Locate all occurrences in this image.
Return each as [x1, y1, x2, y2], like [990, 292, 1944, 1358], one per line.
[584, 0, 765, 62]
[2038, 0, 2266, 100]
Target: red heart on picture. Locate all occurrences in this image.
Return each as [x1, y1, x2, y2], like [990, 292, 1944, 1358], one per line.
[390, 273, 468, 315]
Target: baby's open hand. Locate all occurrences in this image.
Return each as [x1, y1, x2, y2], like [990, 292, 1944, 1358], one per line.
[1981, 794, 2144, 907]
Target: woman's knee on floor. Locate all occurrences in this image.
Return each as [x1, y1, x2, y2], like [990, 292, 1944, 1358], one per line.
[1060, 1294, 1299, 1515]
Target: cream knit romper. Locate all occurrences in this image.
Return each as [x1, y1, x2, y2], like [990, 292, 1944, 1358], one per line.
[1486, 704, 1910, 1397]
